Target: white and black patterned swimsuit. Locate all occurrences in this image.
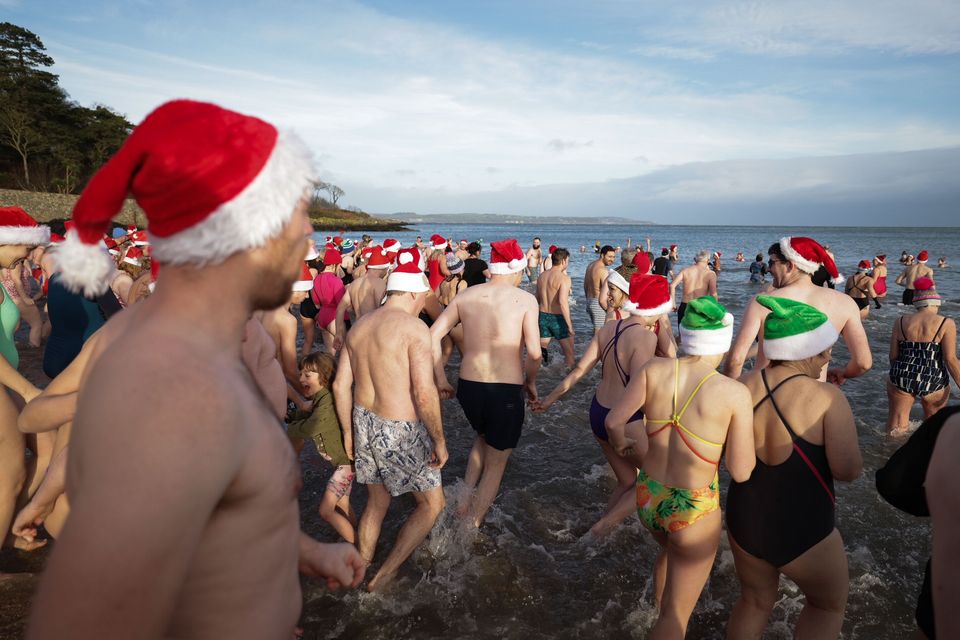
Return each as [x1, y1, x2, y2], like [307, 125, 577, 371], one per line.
[889, 316, 949, 397]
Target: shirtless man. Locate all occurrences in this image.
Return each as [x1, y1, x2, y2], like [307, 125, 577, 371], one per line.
[455, 240, 470, 262]
[28, 100, 363, 640]
[584, 245, 615, 334]
[536, 248, 575, 369]
[724, 236, 872, 385]
[525, 237, 543, 283]
[671, 250, 719, 330]
[333, 247, 390, 350]
[255, 269, 312, 395]
[896, 249, 935, 306]
[333, 247, 446, 591]
[430, 239, 541, 527]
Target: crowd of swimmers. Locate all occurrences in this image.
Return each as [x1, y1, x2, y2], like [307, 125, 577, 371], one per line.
[0, 99, 957, 639]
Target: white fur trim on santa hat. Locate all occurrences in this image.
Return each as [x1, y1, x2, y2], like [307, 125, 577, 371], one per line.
[763, 319, 838, 361]
[779, 237, 820, 275]
[386, 271, 429, 293]
[50, 232, 118, 297]
[626, 298, 673, 317]
[0, 225, 51, 246]
[122, 256, 141, 266]
[488, 258, 526, 275]
[149, 130, 315, 267]
[680, 313, 735, 356]
[292, 279, 313, 292]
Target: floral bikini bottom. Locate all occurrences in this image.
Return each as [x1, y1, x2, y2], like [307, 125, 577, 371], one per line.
[636, 468, 720, 534]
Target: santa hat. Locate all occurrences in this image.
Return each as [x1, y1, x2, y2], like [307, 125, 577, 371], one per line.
[913, 277, 941, 307]
[488, 239, 525, 275]
[857, 260, 871, 271]
[714, 251, 722, 258]
[548, 244, 558, 254]
[757, 295, 839, 360]
[53, 99, 314, 296]
[305, 241, 319, 261]
[49, 232, 65, 245]
[333, 236, 343, 246]
[382, 238, 401, 256]
[670, 244, 678, 250]
[621, 273, 672, 317]
[386, 248, 429, 293]
[779, 236, 843, 284]
[430, 234, 447, 251]
[292, 262, 314, 291]
[365, 247, 391, 270]
[632, 251, 651, 274]
[323, 247, 342, 266]
[130, 229, 149, 246]
[0, 206, 51, 246]
[875, 255, 886, 264]
[123, 246, 145, 266]
[126, 224, 138, 234]
[607, 270, 629, 295]
[918, 250, 929, 263]
[104, 237, 121, 256]
[679, 296, 734, 356]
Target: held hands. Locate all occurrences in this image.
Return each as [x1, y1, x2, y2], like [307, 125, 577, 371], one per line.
[11, 500, 53, 550]
[437, 379, 455, 401]
[531, 393, 556, 413]
[332, 336, 343, 352]
[524, 378, 538, 403]
[20, 384, 41, 404]
[300, 541, 365, 590]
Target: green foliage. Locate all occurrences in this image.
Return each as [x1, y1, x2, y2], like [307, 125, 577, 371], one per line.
[0, 22, 133, 192]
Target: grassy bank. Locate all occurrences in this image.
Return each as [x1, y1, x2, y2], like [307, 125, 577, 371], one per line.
[0, 189, 409, 232]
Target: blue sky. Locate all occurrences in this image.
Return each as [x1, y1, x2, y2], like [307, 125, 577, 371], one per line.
[5, 0, 960, 224]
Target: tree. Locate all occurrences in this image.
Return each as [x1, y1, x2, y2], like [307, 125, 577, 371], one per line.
[0, 107, 36, 186]
[326, 184, 344, 206]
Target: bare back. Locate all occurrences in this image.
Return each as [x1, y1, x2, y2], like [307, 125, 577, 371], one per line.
[536, 267, 569, 314]
[594, 318, 658, 406]
[348, 273, 387, 319]
[901, 263, 934, 289]
[639, 358, 752, 489]
[343, 307, 429, 421]
[897, 310, 950, 343]
[677, 264, 717, 302]
[447, 282, 539, 384]
[584, 259, 608, 298]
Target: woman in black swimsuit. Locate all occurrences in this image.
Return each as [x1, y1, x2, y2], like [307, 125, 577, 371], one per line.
[726, 296, 862, 639]
[844, 259, 877, 319]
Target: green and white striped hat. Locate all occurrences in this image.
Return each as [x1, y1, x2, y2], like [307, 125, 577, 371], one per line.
[757, 295, 839, 360]
[679, 296, 734, 356]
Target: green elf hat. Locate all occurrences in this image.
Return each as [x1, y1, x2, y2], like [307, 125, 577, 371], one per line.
[679, 295, 734, 356]
[757, 295, 839, 360]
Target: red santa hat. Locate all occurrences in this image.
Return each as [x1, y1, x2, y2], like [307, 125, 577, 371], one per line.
[670, 244, 678, 250]
[130, 229, 149, 246]
[488, 239, 525, 275]
[632, 250, 651, 274]
[386, 248, 429, 293]
[430, 234, 447, 251]
[292, 262, 313, 291]
[126, 224, 138, 234]
[857, 259, 872, 271]
[49, 232, 65, 245]
[0, 206, 50, 246]
[366, 247, 391, 270]
[53, 99, 315, 296]
[621, 273, 673, 316]
[123, 246, 145, 266]
[714, 251, 722, 258]
[918, 250, 929, 263]
[333, 236, 343, 246]
[779, 236, 843, 284]
[323, 247, 342, 266]
[382, 238, 401, 256]
[104, 237, 121, 256]
[548, 244, 558, 254]
[875, 254, 886, 264]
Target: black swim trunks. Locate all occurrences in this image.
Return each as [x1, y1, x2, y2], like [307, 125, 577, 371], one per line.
[676, 302, 687, 330]
[903, 289, 915, 306]
[854, 297, 869, 311]
[456, 378, 525, 451]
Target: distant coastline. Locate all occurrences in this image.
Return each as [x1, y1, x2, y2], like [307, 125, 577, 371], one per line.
[373, 212, 656, 225]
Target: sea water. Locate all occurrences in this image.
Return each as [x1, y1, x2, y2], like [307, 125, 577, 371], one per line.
[299, 224, 958, 639]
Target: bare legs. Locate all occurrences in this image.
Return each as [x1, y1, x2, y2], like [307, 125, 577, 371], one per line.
[648, 509, 722, 640]
[887, 381, 950, 434]
[318, 490, 356, 543]
[727, 529, 848, 640]
[299, 315, 316, 358]
[358, 483, 445, 591]
[589, 438, 638, 537]
[456, 436, 512, 528]
[0, 389, 27, 551]
[559, 336, 575, 369]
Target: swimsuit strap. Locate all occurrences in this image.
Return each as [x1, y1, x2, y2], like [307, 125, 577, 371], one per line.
[932, 316, 948, 343]
[600, 320, 640, 387]
[647, 360, 723, 459]
[753, 372, 808, 411]
[759, 370, 836, 504]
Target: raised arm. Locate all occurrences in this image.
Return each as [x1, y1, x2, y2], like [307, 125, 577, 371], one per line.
[724, 297, 765, 378]
[822, 385, 862, 481]
[332, 346, 355, 460]
[535, 335, 601, 411]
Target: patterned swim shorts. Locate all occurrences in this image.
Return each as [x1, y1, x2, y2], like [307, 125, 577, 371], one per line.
[326, 464, 355, 499]
[353, 405, 442, 497]
[538, 311, 570, 340]
[586, 297, 606, 331]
